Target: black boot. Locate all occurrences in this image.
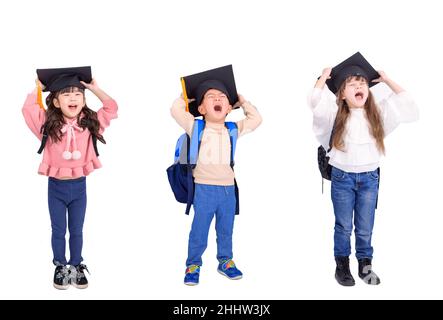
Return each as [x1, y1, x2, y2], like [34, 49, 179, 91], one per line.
[358, 258, 380, 285]
[335, 256, 355, 286]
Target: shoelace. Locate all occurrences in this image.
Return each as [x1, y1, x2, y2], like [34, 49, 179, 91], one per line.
[220, 259, 236, 270]
[73, 264, 90, 279]
[56, 267, 69, 279]
[55, 267, 70, 286]
[186, 265, 200, 274]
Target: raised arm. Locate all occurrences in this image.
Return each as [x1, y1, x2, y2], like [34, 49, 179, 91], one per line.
[374, 71, 419, 135]
[234, 95, 262, 137]
[372, 70, 404, 94]
[81, 79, 113, 102]
[170, 95, 195, 136]
[81, 79, 118, 133]
[22, 82, 46, 140]
[308, 68, 338, 148]
[315, 67, 332, 89]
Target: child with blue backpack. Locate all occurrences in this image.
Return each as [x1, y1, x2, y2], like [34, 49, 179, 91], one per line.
[170, 65, 262, 285]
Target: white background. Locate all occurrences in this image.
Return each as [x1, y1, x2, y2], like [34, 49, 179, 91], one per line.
[0, 0, 440, 300]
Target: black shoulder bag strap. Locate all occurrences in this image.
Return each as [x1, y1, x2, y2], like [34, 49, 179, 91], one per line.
[91, 135, 99, 156]
[322, 117, 337, 193]
[37, 125, 49, 154]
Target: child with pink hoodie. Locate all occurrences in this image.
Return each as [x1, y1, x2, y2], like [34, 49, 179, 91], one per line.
[22, 66, 118, 289]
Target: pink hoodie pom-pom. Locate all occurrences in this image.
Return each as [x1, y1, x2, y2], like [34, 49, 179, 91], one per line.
[62, 151, 72, 160]
[72, 150, 81, 160]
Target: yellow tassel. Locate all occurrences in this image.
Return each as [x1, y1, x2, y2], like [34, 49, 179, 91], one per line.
[180, 77, 189, 113]
[37, 83, 45, 111]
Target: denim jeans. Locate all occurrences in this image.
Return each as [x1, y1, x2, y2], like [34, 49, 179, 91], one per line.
[186, 183, 237, 266]
[48, 177, 87, 266]
[331, 166, 379, 260]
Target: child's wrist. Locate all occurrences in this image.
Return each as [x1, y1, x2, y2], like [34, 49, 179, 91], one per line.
[89, 88, 101, 95]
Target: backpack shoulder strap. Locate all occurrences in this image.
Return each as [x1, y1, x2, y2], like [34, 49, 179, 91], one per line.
[189, 119, 205, 165]
[225, 121, 240, 215]
[37, 124, 49, 154]
[91, 135, 100, 156]
[174, 133, 188, 163]
[184, 119, 205, 215]
[224, 121, 238, 167]
[82, 119, 100, 157]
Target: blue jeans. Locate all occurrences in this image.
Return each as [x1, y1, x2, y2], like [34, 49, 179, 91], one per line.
[48, 177, 87, 266]
[186, 183, 237, 266]
[331, 166, 379, 260]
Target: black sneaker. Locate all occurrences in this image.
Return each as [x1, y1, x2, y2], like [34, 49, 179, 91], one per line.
[358, 258, 381, 285]
[335, 256, 355, 287]
[53, 265, 70, 290]
[69, 264, 90, 289]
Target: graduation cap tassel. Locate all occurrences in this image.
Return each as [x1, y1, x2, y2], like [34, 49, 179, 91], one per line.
[180, 77, 189, 113]
[37, 82, 45, 110]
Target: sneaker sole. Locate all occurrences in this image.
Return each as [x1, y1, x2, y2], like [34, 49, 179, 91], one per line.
[184, 282, 199, 286]
[217, 269, 243, 280]
[71, 283, 88, 289]
[53, 283, 70, 290]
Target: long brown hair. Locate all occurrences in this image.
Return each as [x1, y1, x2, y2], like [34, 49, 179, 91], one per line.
[41, 86, 106, 144]
[332, 76, 385, 154]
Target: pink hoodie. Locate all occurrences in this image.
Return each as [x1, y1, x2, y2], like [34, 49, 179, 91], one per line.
[22, 93, 118, 179]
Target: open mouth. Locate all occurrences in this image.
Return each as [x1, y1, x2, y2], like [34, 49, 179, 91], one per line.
[355, 92, 364, 100]
[68, 105, 77, 111]
[214, 105, 222, 112]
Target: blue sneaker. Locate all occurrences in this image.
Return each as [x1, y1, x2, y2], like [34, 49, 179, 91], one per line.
[217, 259, 243, 280]
[184, 265, 200, 286]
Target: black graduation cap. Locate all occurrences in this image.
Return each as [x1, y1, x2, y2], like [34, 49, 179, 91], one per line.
[326, 52, 380, 94]
[37, 66, 92, 92]
[181, 65, 238, 117]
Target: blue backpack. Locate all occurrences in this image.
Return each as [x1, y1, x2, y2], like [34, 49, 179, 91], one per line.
[166, 119, 239, 215]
